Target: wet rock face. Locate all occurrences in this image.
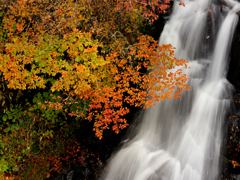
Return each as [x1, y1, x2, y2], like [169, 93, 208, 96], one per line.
[223, 1, 240, 177]
[227, 116, 240, 178]
[228, 21, 240, 90]
[225, 12, 240, 178]
[220, 14, 240, 176]
[222, 90, 240, 179]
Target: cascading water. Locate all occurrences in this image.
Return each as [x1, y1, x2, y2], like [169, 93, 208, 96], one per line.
[102, 0, 240, 179]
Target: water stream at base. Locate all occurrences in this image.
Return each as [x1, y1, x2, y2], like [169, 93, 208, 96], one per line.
[102, 0, 240, 179]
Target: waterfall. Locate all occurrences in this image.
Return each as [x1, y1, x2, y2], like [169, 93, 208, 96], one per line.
[102, 0, 240, 179]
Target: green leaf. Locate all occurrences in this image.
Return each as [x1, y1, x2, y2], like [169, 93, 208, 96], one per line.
[28, 107, 34, 111]
[4, 127, 10, 132]
[33, 97, 38, 103]
[75, 56, 82, 62]
[33, 104, 38, 109]
[2, 115, 7, 121]
[8, 114, 13, 120]
[60, 121, 66, 126]
[43, 92, 48, 98]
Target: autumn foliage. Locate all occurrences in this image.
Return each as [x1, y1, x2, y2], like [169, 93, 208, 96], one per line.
[0, 0, 189, 178]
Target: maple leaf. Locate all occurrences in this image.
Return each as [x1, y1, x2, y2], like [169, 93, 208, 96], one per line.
[179, 1, 185, 7]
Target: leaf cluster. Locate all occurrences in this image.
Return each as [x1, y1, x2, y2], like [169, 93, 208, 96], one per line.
[0, 0, 189, 178]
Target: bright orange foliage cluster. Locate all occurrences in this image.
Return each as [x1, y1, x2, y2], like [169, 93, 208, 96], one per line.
[179, 1, 185, 7]
[116, 0, 172, 22]
[0, 0, 189, 139]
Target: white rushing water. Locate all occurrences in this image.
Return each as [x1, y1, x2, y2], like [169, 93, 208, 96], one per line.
[102, 0, 240, 179]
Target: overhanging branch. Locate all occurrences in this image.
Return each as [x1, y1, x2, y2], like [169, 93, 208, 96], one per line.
[218, 0, 240, 15]
[219, 0, 234, 9]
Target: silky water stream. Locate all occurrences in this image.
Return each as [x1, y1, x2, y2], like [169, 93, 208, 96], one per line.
[102, 0, 240, 179]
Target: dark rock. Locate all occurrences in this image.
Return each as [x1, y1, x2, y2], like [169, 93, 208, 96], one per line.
[222, 89, 240, 179]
